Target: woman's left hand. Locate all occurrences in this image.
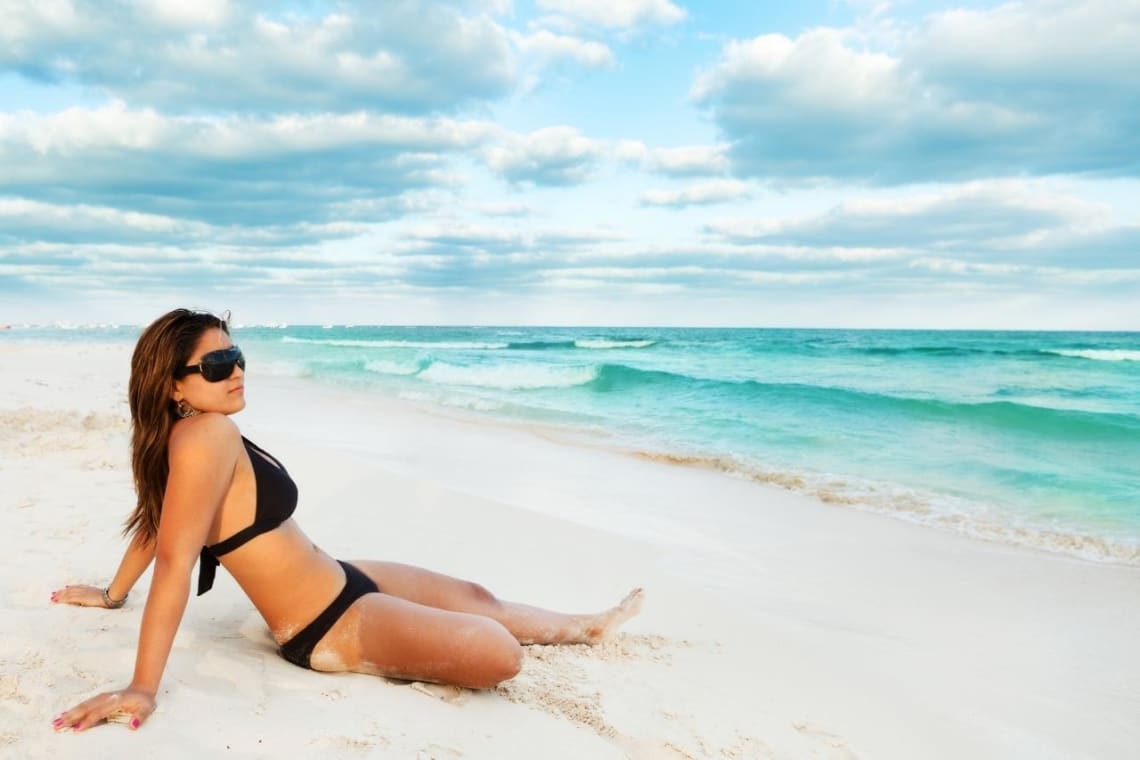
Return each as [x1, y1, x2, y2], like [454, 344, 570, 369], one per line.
[52, 687, 156, 732]
[51, 584, 114, 608]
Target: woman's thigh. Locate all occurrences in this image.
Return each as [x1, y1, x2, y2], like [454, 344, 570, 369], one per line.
[345, 559, 502, 615]
[311, 593, 522, 689]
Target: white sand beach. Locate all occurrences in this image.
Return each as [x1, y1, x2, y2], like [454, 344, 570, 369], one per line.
[2, 340, 1138, 759]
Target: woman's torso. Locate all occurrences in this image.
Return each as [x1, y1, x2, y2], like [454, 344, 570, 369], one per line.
[198, 430, 345, 644]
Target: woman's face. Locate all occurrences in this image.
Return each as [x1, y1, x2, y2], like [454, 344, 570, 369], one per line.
[171, 327, 246, 416]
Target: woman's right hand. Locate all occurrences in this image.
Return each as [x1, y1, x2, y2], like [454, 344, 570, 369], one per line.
[53, 687, 156, 732]
[51, 584, 117, 608]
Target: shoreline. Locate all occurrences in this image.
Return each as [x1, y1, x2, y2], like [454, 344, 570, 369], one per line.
[261, 363, 1140, 570]
[4, 331, 1138, 570]
[2, 340, 1139, 758]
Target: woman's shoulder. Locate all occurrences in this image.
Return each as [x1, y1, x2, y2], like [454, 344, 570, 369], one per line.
[168, 413, 242, 457]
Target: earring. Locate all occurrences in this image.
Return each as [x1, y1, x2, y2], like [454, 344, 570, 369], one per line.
[176, 399, 200, 418]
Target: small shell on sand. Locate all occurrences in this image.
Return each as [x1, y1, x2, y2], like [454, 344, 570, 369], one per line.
[105, 710, 132, 724]
[409, 682, 471, 705]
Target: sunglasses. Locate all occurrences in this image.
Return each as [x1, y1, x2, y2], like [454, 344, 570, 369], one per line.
[175, 346, 246, 382]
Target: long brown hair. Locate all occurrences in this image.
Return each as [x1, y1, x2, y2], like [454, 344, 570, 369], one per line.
[125, 309, 230, 542]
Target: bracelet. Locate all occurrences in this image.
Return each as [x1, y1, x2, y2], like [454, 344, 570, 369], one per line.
[102, 587, 128, 609]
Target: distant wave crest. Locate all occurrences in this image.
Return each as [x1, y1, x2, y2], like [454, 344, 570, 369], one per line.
[847, 345, 1140, 362]
[1044, 349, 1140, 362]
[505, 341, 578, 350]
[419, 361, 599, 390]
[283, 335, 658, 352]
[574, 339, 656, 349]
[506, 338, 657, 350]
[363, 359, 425, 376]
[282, 336, 510, 350]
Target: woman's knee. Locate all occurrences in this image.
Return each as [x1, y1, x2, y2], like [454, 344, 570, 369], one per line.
[470, 619, 522, 687]
[464, 581, 501, 610]
[481, 643, 522, 688]
[494, 636, 524, 683]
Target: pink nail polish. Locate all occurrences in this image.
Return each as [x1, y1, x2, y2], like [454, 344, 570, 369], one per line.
[130, 718, 140, 729]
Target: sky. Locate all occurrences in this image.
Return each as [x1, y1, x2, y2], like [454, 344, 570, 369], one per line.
[1, 0, 1138, 328]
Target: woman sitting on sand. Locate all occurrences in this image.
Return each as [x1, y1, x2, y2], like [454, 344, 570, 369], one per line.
[51, 308, 643, 733]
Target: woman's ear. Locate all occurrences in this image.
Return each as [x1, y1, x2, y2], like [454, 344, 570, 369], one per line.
[171, 380, 184, 403]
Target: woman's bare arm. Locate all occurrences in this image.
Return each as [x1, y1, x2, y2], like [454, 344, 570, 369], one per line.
[108, 532, 156, 601]
[128, 415, 240, 696]
[54, 414, 241, 732]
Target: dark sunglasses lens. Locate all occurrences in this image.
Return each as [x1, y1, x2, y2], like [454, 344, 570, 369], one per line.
[200, 362, 234, 382]
[200, 348, 244, 381]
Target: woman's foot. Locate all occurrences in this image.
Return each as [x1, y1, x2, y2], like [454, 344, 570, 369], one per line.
[582, 587, 645, 643]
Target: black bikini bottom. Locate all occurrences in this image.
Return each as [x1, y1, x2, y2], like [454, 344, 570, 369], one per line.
[279, 560, 379, 669]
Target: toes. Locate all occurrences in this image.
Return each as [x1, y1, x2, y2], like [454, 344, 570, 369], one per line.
[617, 587, 645, 613]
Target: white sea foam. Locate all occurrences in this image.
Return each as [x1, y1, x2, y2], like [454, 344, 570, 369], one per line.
[419, 361, 598, 390]
[281, 336, 509, 350]
[394, 389, 502, 412]
[1046, 349, 1140, 362]
[575, 339, 656, 349]
[441, 395, 504, 412]
[662, 452, 1140, 567]
[363, 359, 422, 376]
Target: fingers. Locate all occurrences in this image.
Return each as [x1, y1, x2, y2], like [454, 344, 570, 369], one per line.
[128, 705, 153, 731]
[50, 585, 101, 607]
[52, 692, 123, 732]
[52, 690, 155, 733]
[122, 698, 155, 731]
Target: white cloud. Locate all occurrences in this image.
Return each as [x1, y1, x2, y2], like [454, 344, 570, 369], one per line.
[693, 1, 1140, 183]
[139, 0, 230, 29]
[407, 224, 524, 251]
[618, 141, 730, 176]
[536, 0, 685, 30]
[0, 1, 516, 113]
[692, 29, 902, 112]
[712, 192, 1043, 243]
[2, 102, 497, 159]
[0, 103, 498, 228]
[651, 145, 730, 176]
[916, 0, 1140, 93]
[0, 196, 203, 234]
[614, 139, 650, 163]
[0, 196, 380, 247]
[641, 180, 750, 207]
[483, 126, 604, 185]
[703, 180, 1138, 269]
[514, 28, 615, 67]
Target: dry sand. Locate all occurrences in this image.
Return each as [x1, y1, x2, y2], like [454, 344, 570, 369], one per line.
[2, 340, 1138, 759]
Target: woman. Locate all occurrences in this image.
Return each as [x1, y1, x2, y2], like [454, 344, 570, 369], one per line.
[51, 308, 643, 733]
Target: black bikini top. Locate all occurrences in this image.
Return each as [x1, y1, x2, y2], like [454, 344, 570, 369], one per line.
[196, 436, 298, 596]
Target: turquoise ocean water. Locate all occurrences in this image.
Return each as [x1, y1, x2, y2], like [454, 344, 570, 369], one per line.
[11, 325, 1140, 564]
